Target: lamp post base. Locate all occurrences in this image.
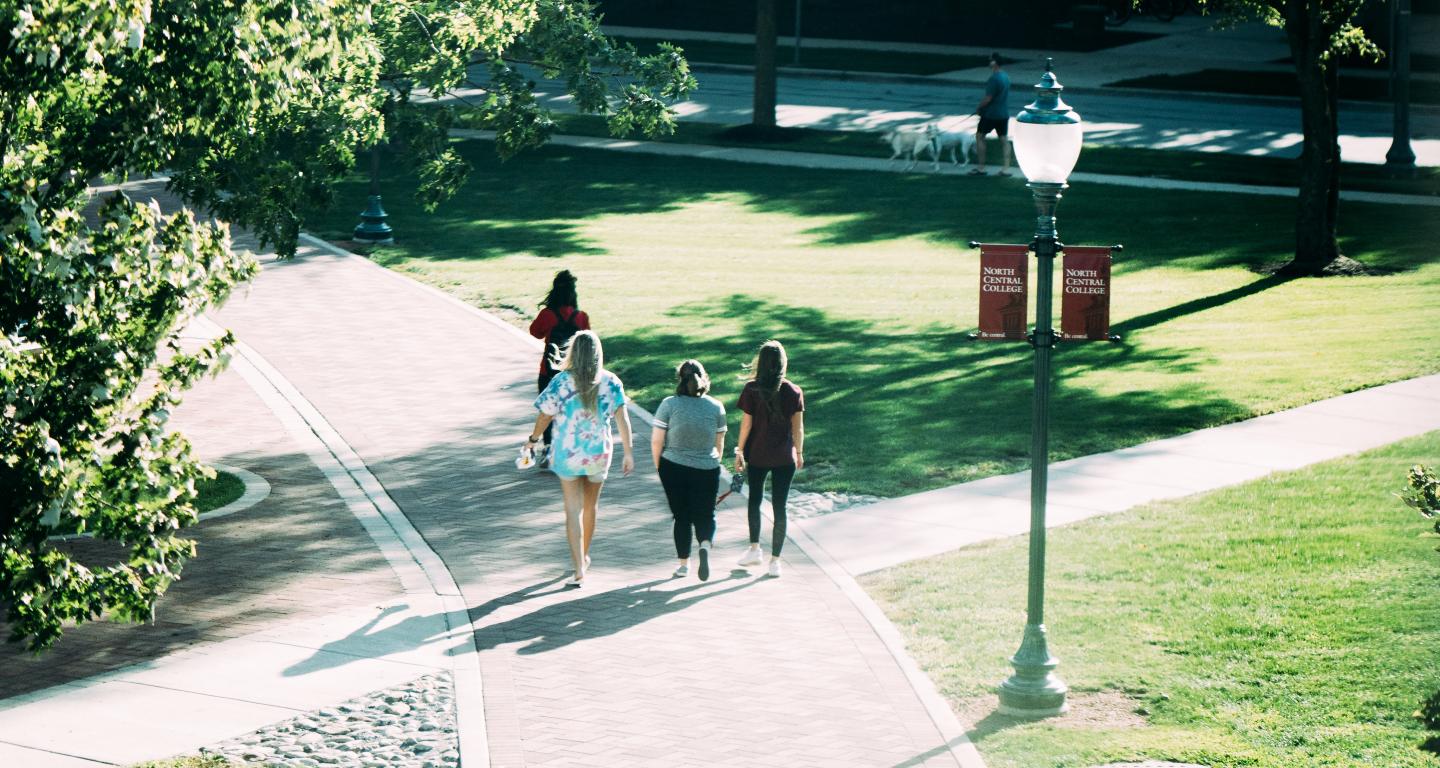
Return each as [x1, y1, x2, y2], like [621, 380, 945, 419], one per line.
[354, 195, 394, 245]
[997, 622, 1068, 717]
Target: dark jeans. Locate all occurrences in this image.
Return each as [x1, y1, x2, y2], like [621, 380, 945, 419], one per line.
[746, 463, 795, 557]
[659, 458, 719, 558]
[537, 370, 557, 446]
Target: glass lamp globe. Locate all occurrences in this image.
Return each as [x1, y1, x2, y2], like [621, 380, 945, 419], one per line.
[1012, 60, 1083, 185]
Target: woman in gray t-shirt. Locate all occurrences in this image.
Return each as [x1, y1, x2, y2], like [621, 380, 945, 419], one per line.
[650, 359, 727, 581]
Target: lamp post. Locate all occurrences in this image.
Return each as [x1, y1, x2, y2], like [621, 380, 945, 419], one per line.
[996, 58, 1083, 718]
[354, 145, 394, 245]
[1385, 0, 1417, 175]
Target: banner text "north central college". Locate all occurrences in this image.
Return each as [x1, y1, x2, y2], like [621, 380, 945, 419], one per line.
[982, 267, 1024, 293]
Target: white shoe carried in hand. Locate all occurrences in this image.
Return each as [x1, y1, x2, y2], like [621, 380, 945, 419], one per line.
[767, 558, 782, 578]
[737, 547, 763, 567]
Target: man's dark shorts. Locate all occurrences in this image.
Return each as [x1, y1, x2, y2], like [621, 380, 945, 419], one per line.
[977, 116, 1009, 137]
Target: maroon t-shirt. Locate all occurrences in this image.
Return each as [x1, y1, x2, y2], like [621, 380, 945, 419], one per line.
[738, 379, 804, 467]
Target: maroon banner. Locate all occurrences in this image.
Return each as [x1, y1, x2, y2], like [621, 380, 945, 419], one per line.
[977, 244, 1029, 341]
[1060, 246, 1113, 341]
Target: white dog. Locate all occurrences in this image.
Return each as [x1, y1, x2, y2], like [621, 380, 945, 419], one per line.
[927, 125, 977, 169]
[881, 124, 935, 170]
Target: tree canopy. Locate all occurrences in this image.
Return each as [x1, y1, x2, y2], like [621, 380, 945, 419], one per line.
[0, 0, 692, 650]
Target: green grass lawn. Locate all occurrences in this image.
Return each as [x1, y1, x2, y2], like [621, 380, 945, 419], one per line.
[46, 469, 245, 536]
[861, 431, 1440, 768]
[311, 139, 1440, 497]
[468, 112, 1440, 198]
[196, 469, 246, 514]
[1108, 68, 1440, 105]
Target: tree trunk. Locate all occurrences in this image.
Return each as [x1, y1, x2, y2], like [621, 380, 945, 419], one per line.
[1282, 0, 1342, 275]
[753, 0, 778, 130]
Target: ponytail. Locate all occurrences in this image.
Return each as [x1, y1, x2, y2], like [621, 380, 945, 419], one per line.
[674, 359, 711, 397]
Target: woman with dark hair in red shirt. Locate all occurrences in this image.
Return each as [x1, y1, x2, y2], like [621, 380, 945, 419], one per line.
[528, 270, 590, 460]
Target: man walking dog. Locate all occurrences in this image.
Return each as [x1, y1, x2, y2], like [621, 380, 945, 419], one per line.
[971, 52, 1012, 176]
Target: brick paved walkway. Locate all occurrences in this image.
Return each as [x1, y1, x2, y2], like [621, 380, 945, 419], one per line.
[206, 234, 971, 766]
[0, 318, 404, 701]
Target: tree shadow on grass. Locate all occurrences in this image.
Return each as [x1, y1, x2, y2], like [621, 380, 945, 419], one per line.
[310, 140, 1440, 273]
[602, 295, 1244, 497]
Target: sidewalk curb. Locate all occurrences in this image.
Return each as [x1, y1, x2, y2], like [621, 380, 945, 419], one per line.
[201, 312, 492, 768]
[732, 476, 989, 768]
[297, 232, 984, 768]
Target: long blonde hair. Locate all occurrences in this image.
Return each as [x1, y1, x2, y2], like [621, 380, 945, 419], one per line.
[554, 330, 603, 414]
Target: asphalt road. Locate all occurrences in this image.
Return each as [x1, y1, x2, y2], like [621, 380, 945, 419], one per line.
[517, 69, 1438, 167]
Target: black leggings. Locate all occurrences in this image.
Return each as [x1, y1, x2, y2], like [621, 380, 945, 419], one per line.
[659, 458, 719, 558]
[537, 371, 557, 446]
[746, 463, 795, 557]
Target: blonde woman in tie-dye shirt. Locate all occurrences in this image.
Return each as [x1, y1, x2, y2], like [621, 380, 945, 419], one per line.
[525, 331, 634, 587]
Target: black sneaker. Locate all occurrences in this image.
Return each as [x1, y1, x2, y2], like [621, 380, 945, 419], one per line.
[698, 547, 710, 582]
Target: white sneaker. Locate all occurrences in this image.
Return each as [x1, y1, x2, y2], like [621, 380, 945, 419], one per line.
[584, 554, 591, 570]
[698, 546, 710, 582]
[737, 547, 763, 567]
[564, 573, 584, 587]
[673, 559, 691, 578]
[767, 558, 782, 577]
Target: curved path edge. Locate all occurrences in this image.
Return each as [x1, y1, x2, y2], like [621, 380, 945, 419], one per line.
[296, 233, 988, 768]
[198, 315, 492, 768]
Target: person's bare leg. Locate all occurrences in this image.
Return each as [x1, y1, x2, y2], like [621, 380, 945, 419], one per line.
[1002, 135, 1013, 173]
[975, 127, 988, 171]
[581, 477, 604, 558]
[560, 478, 586, 579]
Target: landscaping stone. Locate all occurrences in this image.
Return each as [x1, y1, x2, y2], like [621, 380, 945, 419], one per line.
[786, 490, 885, 519]
[207, 672, 457, 767]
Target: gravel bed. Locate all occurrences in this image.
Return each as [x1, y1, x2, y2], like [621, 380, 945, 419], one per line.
[786, 490, 885, 519]
[205, 672, 458, 768]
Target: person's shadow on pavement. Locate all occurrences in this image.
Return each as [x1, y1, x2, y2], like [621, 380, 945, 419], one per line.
[454, 573, 758, 657]
[283, 577, 568, 677]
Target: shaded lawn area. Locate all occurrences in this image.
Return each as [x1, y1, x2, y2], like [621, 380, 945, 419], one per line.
[861, 431, 1440, 768]
[47, 469, 244, 536]
[196, 469, 246, 513]
[1108, 68, 1440, 105]
[466, 112, 1440, 198]
[309, 139, 1440, 497]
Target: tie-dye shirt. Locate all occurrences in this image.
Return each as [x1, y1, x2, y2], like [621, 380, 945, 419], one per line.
[535, 371, 628, 479]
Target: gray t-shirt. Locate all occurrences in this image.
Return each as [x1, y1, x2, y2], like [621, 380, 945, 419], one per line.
[653, 394, 727, 470]
[982, 70, 1010, 120]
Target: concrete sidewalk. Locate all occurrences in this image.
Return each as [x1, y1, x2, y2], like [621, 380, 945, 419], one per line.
[801, 375, 1440, 576]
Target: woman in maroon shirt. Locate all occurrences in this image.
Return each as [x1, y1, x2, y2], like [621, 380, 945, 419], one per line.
[528, 270, 590, 458]
[733, 340, 805, 577]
